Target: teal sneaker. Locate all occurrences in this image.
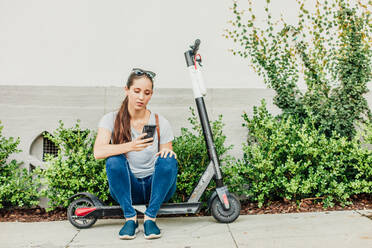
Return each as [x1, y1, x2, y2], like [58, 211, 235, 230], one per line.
[143, 220, 162, 239]
[119, 220, 139, 240]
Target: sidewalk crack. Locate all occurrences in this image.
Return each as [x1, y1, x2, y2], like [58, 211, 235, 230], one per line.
[65, 230, 80, 248]
[227, 224, 239, 248]
[355, 210, 372, 221]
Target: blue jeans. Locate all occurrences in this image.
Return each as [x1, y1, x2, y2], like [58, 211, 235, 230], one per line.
[105, 154, 178, 218]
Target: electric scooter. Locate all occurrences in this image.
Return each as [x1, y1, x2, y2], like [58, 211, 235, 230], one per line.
[67, 39, 241, 229]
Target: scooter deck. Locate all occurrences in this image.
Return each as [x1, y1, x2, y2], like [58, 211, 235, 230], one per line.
[75, 202, 202, 218]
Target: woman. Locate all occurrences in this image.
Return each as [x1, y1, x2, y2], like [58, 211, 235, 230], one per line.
[93, 68, 178, 240]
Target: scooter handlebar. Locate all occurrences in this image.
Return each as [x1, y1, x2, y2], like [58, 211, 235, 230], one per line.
[191, 39, 201, 55]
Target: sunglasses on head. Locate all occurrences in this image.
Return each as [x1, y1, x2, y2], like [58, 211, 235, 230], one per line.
[132, 68, 156, 79]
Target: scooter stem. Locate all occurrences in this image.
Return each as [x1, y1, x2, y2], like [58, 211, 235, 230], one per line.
[184, 39, 224, 187]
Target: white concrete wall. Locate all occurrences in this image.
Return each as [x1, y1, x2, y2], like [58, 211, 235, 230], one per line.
[0, 0, 308, 89]
[0, 86, 282, 167]
[1, 86, 371, 170]
[1, 0, 368, 90]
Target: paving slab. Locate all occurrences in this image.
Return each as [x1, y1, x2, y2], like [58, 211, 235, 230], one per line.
[0, 211, 371, 248]
[69, 217, 236, 248]
[228, 210, 372, 248]
[356, 209, 372, 216]
[0, 221, 77, 248]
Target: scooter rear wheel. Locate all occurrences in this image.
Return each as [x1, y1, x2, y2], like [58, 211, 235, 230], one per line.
[67, 197, 98, 229]
[211, 193, 241, 223]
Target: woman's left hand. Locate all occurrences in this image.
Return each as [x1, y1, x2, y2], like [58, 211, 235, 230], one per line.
[156, 149, 177, 159]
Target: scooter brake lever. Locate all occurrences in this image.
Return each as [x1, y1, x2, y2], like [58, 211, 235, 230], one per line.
[196, 58, 203, 67]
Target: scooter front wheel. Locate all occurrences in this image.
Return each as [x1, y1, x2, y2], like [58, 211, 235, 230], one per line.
[67, 197, 98, 229]
[211, 193, 241, 223]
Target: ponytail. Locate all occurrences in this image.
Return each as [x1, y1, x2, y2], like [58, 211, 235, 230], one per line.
[113, 96, 131, 144]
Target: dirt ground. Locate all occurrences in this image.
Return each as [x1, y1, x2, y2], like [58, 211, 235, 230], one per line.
[1, 194, 371, 222]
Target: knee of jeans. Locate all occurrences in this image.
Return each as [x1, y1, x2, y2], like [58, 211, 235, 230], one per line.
[106, 154, 127, 172]
[157, 156, 178, 173]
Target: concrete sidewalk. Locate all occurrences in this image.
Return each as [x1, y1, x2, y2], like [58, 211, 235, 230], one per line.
[0, 210, 371, 248]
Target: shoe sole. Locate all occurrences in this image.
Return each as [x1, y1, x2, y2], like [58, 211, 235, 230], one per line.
[144, 233, 162, 240]
[119, 228, 139, 240]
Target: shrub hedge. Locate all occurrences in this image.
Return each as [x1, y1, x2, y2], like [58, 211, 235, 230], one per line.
[41, 120, 108, 210]
[222, 100, 372, 207]
[0, 121, 41, 209]
[1, 105, 371, 210]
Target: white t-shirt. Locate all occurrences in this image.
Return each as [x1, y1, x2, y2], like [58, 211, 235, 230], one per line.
[98, 110, 174, 178]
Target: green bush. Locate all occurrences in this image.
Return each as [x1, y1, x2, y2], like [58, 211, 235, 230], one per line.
[41, 120, 109, 210]
[172, 107, 234, 203]
[0, 121, 41, 208]
[357, 120, 372, 145]
[223, 0, 372, 208]
[226, 0, 371, 139]
[223, 100, 372, 207]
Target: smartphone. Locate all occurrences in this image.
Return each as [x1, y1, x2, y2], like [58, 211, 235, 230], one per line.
[142, 125, 156, 142]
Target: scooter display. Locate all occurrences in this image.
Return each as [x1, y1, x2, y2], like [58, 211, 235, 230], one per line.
[67, 39, 241, 229]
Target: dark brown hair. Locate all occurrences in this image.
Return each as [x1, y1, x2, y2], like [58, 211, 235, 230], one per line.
[112, 71, 154, 144]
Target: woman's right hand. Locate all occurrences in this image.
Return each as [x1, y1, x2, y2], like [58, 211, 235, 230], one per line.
[128, 133, 154, 152]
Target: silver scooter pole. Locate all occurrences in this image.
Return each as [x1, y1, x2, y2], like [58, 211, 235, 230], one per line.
[184, 39, 231, 210]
